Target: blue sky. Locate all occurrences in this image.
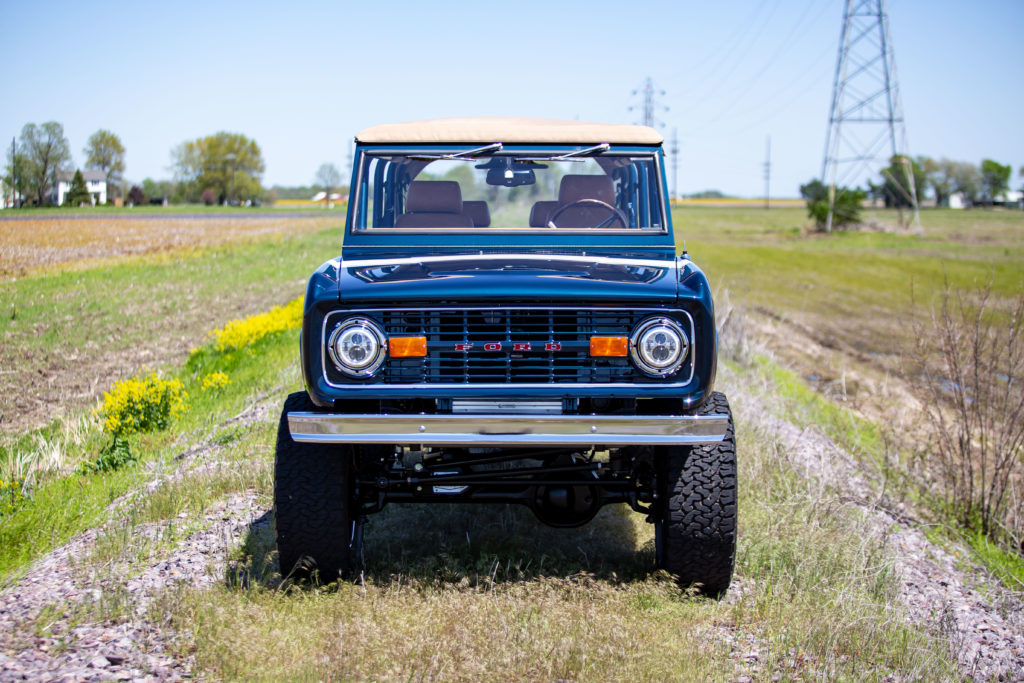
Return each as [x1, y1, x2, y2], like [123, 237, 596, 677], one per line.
[3, 0, 1022, 198]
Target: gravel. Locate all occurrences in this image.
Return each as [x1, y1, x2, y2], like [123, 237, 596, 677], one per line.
[765, 407, 1024, 680]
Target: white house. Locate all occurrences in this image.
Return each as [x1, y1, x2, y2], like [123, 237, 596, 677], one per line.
[55, 170, 107, 206]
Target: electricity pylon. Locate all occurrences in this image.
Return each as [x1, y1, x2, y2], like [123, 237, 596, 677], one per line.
[630, 78, 668, 129]
[821, 0, 919, 232]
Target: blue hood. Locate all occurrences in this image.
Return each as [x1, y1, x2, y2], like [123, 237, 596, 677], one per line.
[334, 254, 678, 304]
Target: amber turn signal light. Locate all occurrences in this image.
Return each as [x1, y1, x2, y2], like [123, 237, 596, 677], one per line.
[589, 336, 629, 357]
[389, 336, 427, 357]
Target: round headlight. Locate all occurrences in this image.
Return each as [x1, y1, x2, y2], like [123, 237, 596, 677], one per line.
[630, 317, 688, 377]
[328, 318, 387, 377]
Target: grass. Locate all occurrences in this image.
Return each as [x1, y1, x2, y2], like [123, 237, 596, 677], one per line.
[143, 362, 955, 681]
[676, 207, 1024, 351]
[0, 313, 301, 581]
[679, 205, 1024, 584]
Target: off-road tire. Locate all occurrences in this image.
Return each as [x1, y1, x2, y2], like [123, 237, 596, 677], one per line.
[655, 391, 736, 597]
[274, 391, 354, 583]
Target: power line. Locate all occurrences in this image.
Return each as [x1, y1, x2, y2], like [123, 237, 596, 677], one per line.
[671, 128, 680, 200]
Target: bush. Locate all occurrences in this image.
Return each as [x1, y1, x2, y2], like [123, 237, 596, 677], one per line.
[799, 179, 865, 231]
[910, 282, 1024, 547]
[200, 188, 217, 206]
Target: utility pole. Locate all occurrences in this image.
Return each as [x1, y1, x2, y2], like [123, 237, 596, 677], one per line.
[670, 128, 680, 201]
[629, 77, 668, 129]
[821, 0, 918, 233]
[10, 137, 17, 209]
[764, 135, 771, 210]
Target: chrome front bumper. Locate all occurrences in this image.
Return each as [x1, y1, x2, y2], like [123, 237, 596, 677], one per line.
[288, 412, 730, 447]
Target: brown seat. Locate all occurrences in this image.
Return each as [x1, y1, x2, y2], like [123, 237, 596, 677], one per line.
[395, 181, 473, 228]
[529, 201, 561, 227]
[550, 175, 621, 228]
[462, 200, 490, 227]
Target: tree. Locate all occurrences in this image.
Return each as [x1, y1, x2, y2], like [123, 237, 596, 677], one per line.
[314, 163, 341, 206]
[920, 157, 952, 207]
[980, 159, 1011, 204]
[127, 185, 145, 206]
[18, 122, 71, 205]
[950, 161, 981, 205]
[2, 143, 30, 208]
[141, 178, 175, 203]
[800, 179, 865, 231]
[63, 169, 91, 206]
[171, 131, 265, 204]
[83, 129, 125, 199]
[877, 155, 926, 209]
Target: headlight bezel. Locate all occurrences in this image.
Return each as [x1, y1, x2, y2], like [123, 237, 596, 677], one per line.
[629, 316, 689, 377]
[327, 317, 388, 378]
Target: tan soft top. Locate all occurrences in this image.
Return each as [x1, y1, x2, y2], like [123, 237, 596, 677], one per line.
[355, 117, 663, 145]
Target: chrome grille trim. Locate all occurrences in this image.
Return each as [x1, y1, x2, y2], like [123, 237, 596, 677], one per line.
[321, 307, 695, 389]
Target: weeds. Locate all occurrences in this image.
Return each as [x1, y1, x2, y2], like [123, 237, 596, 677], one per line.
[911, 280, 1024, 549]
[1, 478, 24, 516]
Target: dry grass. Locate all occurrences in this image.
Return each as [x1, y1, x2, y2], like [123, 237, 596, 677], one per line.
[0, 215, 336, 279]
[143, 366, 954, 681]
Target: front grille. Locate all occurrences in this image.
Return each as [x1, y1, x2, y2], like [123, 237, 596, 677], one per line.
[325, 308, 689, 385]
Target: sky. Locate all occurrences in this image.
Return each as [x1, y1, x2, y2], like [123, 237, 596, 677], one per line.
[3, 0, 1022, 198]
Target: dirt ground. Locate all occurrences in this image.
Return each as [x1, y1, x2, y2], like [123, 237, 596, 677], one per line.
[0, 214, 337, 434]
[0, 214, 335, 279]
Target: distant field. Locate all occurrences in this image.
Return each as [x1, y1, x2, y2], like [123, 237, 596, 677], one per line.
[0, 213, 339, 279]
[675, 204, 1024, 432]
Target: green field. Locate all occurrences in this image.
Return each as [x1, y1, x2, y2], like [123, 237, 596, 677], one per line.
[676, 206, 1023, 349]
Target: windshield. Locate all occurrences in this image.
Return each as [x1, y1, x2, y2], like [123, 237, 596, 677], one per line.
[352, 146, 666, 231]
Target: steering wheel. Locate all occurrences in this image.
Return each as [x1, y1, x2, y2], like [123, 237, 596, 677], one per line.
[548, 199, 629, 229]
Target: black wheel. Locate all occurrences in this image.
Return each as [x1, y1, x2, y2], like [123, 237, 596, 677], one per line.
[274, 391, 354, 583]
[655, 391, 736, 597]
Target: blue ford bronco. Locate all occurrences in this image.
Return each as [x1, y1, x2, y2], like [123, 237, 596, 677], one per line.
[274, 117, 736, 594]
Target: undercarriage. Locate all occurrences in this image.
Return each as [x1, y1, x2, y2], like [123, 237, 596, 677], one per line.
[351, 444, 659, 528]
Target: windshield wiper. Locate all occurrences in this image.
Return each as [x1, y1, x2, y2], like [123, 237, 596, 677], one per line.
[408, 142, 503, 161]
[517, 143, 611, 163]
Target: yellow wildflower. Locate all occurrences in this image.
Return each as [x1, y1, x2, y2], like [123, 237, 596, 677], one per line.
[98, 372, 188, 437]
[200, 371, 230, 392]
[207, 297, 303, 352]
